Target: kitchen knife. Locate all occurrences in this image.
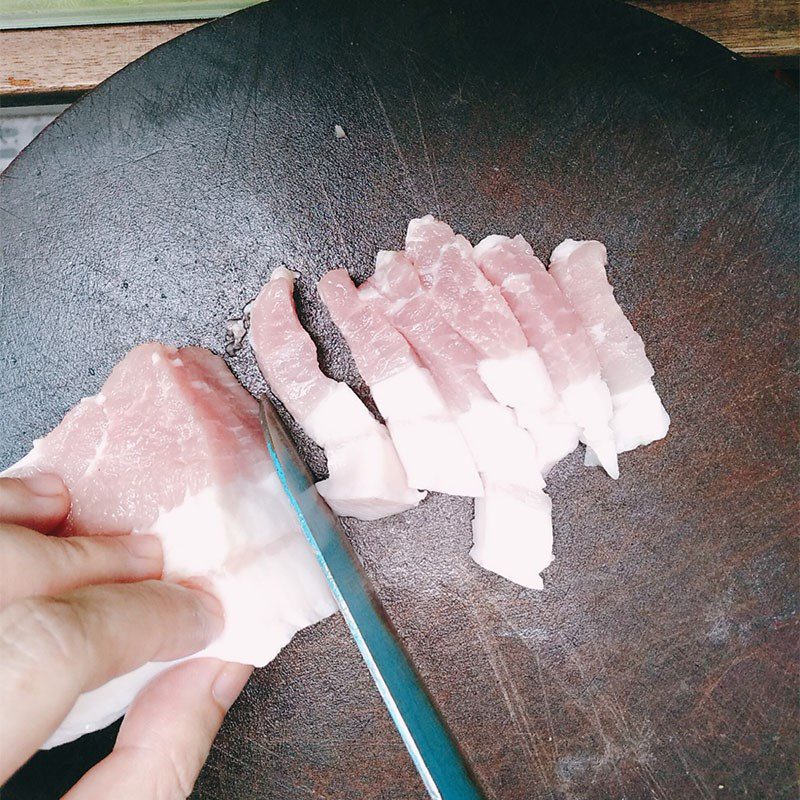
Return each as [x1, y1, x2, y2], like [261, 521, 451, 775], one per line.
[259, 397, 486, 800]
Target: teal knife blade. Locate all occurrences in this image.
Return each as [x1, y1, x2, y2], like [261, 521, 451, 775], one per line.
[258, 397, 485, 800]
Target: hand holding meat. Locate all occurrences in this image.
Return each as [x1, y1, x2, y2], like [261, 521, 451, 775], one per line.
[0, 474, 252, 797]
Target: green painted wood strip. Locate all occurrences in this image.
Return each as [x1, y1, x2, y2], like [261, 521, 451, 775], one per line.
[0, 0, 257, 31]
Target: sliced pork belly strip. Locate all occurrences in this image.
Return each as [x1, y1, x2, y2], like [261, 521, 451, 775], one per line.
[248, 267, 342, 422]
[2, 342, 337, 747]
[317, 269, 411, 386]
[363, 252, 543, 488]
[473, 234, 619, 479]
[405, 215, 528, 357]
[362, 251, 494, 415]
[318, 269, 482, 497]
[249, 267, 424, 520]
[405, 215, 578, 472]
[362, 250, 552, 589]
[548, 240, 670, 457]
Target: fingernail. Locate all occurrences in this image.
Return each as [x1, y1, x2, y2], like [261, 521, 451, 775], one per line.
[22, 473, 66, 497]
[195, 589, 223, 617]
[212, 663, 251, 711]
[119, 534, 163, 563]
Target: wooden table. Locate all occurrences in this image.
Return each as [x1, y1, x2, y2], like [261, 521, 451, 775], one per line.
[1, 0, 798, 98]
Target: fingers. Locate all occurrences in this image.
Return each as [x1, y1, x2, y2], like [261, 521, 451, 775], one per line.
[63, 659, 253, 800]
[0, 581, 224, 783]
[0, 474, 70, 532]
[0, 526, 163, 608]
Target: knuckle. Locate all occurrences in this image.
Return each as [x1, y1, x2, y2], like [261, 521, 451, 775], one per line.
[57, 535, 141, 577]
[0, 478, 23, 517]
[157, 748, 195, 800]
[122, 743, 194, 799]
[0, 595, 88, 667]
[60, 535, 96, 567]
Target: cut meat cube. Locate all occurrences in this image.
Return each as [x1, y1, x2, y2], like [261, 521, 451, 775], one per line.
[473, 234, 619, 478]
[454, 396, 544, 490]
[471, 483, 553, 591]
[405, 216, 579, 472]
[318, 269, 482, 497]
[475, 349, 579, 473]
[248, 267, 424, 519]
[318, 433, 429, 519]
[2, 343, 337, 747]
[548, 240, 670, 457]
[362, 250, 552, 589]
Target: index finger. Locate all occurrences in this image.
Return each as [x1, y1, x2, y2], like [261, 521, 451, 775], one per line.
[0, 474, 70, 533]
[0, 580, 223, 783]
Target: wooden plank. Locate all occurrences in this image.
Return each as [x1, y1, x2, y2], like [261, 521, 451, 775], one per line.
[0, 21, 203, 96]
[631, 0, 799, 58]
[0, 1, 797, 98]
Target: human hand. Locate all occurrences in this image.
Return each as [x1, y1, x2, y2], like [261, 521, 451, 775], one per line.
[0, 473, 253, 798]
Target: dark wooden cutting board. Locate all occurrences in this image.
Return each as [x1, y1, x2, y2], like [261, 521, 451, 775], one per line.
[1, 1, 796, 797]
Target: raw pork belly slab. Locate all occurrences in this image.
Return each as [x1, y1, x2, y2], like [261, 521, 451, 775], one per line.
[318, 269, 482, 497]
[3, 343, 337, 747]
[548, 241, 670, 458]
[249, 267, 423, 519]
[405, 215, 578, 472]
[473, 234, 619, 478]
[362, 250, 553, 589]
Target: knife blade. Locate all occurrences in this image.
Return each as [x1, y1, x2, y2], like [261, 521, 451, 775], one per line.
[258, 397, 486, 800]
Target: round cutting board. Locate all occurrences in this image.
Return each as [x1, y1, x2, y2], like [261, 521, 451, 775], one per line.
[1, 1, 796, 797]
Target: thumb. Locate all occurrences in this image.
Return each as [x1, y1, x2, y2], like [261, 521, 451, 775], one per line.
[63, 658, 253, 799]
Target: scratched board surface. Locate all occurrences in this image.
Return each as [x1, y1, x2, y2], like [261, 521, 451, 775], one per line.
[1, 0, 797, 797]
